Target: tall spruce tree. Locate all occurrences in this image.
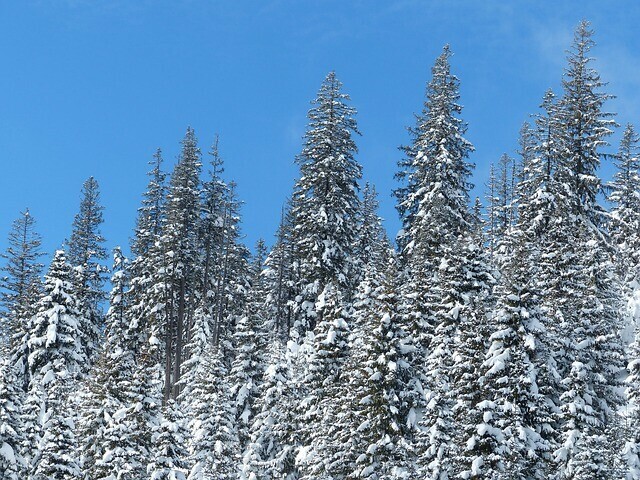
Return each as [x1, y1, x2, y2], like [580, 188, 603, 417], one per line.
[0, 358, 24, 479]
[186, 347, 239, 480]
[347, 256, 413, 479]
[157, 127, 202, 400]
[608, 123, 640, 283]
[290, 71, 362, 337]
[0, 209, 44, 393]
[296, 282, 351, 479]
[132, 148, 167, 258]
[27, 250, 83, 479]
[546, 21, 626, 479]
[263, 201, 297, 338]
[242, 342, 298, 480]
[148, 400, 188, 480]
[67, 177, 107, 367]
[395, 45, 473, 262]
[27, 249, 84, 391]
[624, 328, 640, 480]
[394, 46, 475, 472]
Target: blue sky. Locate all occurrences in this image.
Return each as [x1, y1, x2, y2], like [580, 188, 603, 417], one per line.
[1, 1, 639, 262]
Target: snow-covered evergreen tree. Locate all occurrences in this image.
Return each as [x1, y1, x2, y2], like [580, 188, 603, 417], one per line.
[395, 44, 473, 263]
[67, 177, 107, 368]
[557, 22, 615, 218]
[541, 21, 626, 479]
[347, 257, 413, 479]
[27, 251, 83, 479]
[297, 282, 351, 479]
[0, 358, 24, 479]
[608, 123, 640, 282]
[27, 249, 84, 389]
[242, 342, 297, 480]
[624, 328, 640, 480]
[156, 127, 202, 400]
[0, 209, 44, 392]
[263, 201, 297, 339]
[186, 347, 238, 480]
[290, 71, 362, 337]
[148, 400, 188, 480]
[230, 270, 268, 450]
[394, 45, 477, 477]
[132, 148, 167, 258]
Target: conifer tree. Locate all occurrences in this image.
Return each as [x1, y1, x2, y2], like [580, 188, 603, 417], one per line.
[230, 260, 268, 450]
[124, 242, 165, 478]
[0, 209, 44, 392]
[127, 149, 171, 428]
[242, 343, 298, 480]
[157, 127, 202, 400]
[290, 71, 362, 337]
[624, 328, 640, 480]
[547, 21, 625, 479]
[0, 359, 24, 479]
[27, 249, 84, 389]
[186, 347, 238, 480]
[67, 177, 107, 368]
[132, 148, 167, 258]
[263, 201, 297, 338]
[27, 252, 84, 479]
[297, 282, 351, 479]
[608, 123, 640, 282]
[394, 45, 475, 468]
[395, 45, 473, 263]
[557, 21, 615, 218]
[347, 257, 412, 479]
[148, 401, 188, 480]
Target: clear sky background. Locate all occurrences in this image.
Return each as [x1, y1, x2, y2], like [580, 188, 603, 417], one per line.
[1, 0, 639, 263]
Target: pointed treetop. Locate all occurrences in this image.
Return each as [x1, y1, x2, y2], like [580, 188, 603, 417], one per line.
[207, 133, 224, 178]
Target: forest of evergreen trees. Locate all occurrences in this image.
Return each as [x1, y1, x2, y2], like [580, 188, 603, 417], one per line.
[2, 20, 640, 479]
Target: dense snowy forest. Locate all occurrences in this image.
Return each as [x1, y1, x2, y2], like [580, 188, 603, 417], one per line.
[1, 20, 640, 479]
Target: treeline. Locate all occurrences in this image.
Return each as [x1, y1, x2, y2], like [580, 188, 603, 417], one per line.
[1, 20, 640, 480]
